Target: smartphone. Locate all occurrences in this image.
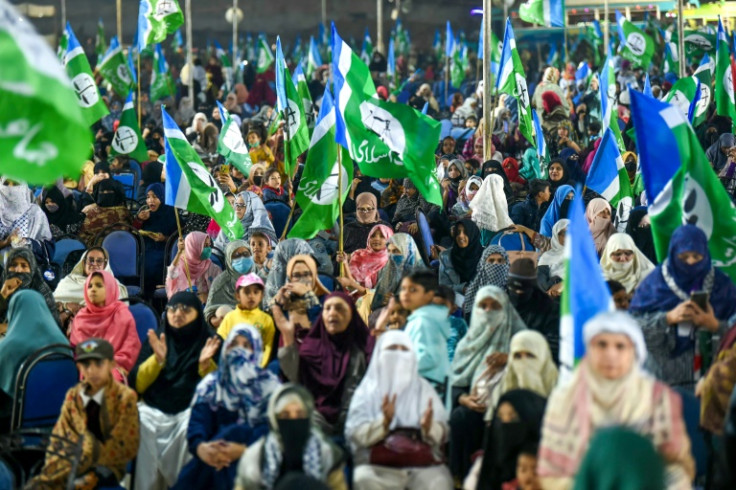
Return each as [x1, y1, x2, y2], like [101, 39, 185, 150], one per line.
[219, 164, 230, 175]
[690, 291, 709, 311]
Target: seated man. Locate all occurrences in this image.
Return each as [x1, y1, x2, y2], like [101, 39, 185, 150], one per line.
[28, 338, 139, 489]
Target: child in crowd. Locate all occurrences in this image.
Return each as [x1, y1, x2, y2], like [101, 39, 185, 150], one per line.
[607, 280, 630, 310]
[260, 168, 289, 205]
[217, 273, 275, 367]
[434, 285, 469, 362]
[399, 270, 451, 396]
[370, 294, 409, 335]
[30, 338, 139, 488]
[503, 445, 542, 490]
[210, 305, 234, 329]
[246, 126, 274, 166]
[249, 231, 273, 280]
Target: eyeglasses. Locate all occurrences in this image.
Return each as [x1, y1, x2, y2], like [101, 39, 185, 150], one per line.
[357, 207, 375, 213]
[291, 272, 313, 280]
[611, 250, 634, 258]
[232, 250, 251, 259]
[234, 203, 246, 209]
[166, 304, 195, 313]
[86, 258, 106, 266]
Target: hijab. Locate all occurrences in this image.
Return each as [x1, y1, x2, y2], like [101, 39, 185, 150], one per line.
[1, 247, 58, 322]
[450, 219, 483, 283]
[456, 175, 483, 213]
[705, 133, 735, 172]
[349, 224, 393, 289]
[0, 179, 33, 227]
[93, 178, 126, 208]
[392, 179, 421, 222]
[142, 183, 177, 235]
[546, 158, 572, 194]
[625, 207, 657, 264]
[447, 160, 467, 194]
[0, 290, 69, 394]
[499, 331, 558, 400]
[167, 231, 216, 294]
[585, 198, 614, 256]
[600, 233, 654, 293]
[469, 174, 513, 232]
[193, 325, 281, 424]
[538, 219, 569, 279]
[203, 240, 250, 321]
[298, 292, 375, 423]
[558, 147, 585, 184]
[452, 285, 527, 388]
[53, 248, 129, 304]
[264, 239, 318, 305]
[481, 160, 513, 199]
[463, 245, 510, 316]
[286, 255, 330, 297]
[502, 158, 525, 185]
[371, 233, 422, 310]
[41, 186, 82, 229]
[539, 185, 574, 237]
[355, 192, 380, 224]
[238, 190, 277, 243]
[70, 271, 131, 346]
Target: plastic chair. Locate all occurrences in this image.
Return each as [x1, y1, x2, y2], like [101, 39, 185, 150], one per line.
[127, 299, 160, 344]
[11, 344, 77, 431]
[100, 228, 145, 296]
[439, 119, 453, 140]
[264, 200, 291, 238]
[51, 236, 86, 270]
[414, 210, 435, 267]
[112, 174, 136, 200]
[318, 274, 335, 292]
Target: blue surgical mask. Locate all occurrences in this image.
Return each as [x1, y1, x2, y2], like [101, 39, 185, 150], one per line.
[391, 255, 405, 266]
[232, 256, 253, 274]
[200, 247, 212, 260]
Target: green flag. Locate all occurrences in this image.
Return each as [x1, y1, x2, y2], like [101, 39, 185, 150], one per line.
[451, 44, 466, 88]
[111, 92, 148, 162]
[665, 60, 711, 127]
[57, 30, 68, 61]
[95, 17, 106, 65]
[151, 43, 174, 102]
[216, 101, 253, 176]
[360, 28, 373, 66]
[670, 29, 717, 61]
[0, 3, 92, 184]
[519, 0, 565, 28]
[257, 37, 274, 73]
[137, 0, 184, 51]
[98, 36, 134, 99]
[293, 62, 315, 130]
[616, 11, 654, 69]
[214, 40, 233, 91]
[715, 19, 736, 128]
[276, 37, 310, 176]
[599, 56, 626, 152]
[496, 18, 534, 146]
[63, 23, 109, 127]
[289, 91, 353, 240]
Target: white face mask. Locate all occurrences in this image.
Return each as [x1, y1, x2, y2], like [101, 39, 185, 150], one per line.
[610, 260, 634, 273]
[377, 350, 416, 397]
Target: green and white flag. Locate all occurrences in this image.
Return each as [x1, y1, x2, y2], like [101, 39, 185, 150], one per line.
[0, 2, 92, 184]
[289, 90, 353, 240]
[162, 107, 243, 240]
[56, 30, 68, 61]
[137, 0, 184, 51]
[293, 61, 315, 130]
[216, 101, 253, 177]
[151, 43, 174, 102]
[98, 36, 134, 99]
[585, 128, 633, 230]
[519, 0, 565, 28]
[615, 10, 654, 69]
[665, 58, 711, 127]
[715, 19, 736, 128]
[95, 17, 106, 65]
[214, 40, 233, 91]
[111, 92, 148, 163]
[63, 23, 109, 127]
[275, 37, 310, 176]
[451, 43, 466, 88]
[360, 28, 373, 66]
[496, 18, 534, 146]
[257, 37, 274, 74]
[599, 55, 626, 152]
[670, 29, 717, 60]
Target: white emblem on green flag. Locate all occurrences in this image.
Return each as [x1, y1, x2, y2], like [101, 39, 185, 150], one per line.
[63, 22, 109, 127]
[99, 36, 134, 99]
[216, 101, 253, 177]
[112, 92, 148, 163]
[257, 37, 274, 74]
[137, 0, 184, 51]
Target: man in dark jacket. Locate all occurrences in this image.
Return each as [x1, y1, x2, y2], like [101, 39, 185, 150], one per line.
[509, 179, 551, 233]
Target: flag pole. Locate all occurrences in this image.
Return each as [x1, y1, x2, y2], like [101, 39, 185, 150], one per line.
[116, 0, 122, 44]
[279, 117, 296, 240]
[186, 0, 194, 103]
[482, 0, 493, 161]
[137, 55, 141, 128]
[444, 53, 449, 110]
[337, 143, 345, 278]
[677, 0, 686, 79]
[174, 210, 193, 289]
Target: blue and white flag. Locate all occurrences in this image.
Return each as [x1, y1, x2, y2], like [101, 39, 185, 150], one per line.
[688, 79, 702, 123]
[643, 73, 652, 97]
[445, 21, 454, 58]
[387, 38, 396, 81]
[585, 128, 633, 229]
[532, 109, 548, 171]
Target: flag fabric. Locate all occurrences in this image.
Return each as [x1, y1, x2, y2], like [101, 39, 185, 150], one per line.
[643, 73, 652, 97]
[216, 101, 253, 176]
[445, 21, 454, 59]
[560, 186, 614, 379]
[98, 36, 134, 98]
[519, 0, 565, 28]
[666, 56, 713, 127]
[496, 18, 534, 146]
[630, 89, 736, 282]
[275, 37, 309, 176]
[0, 1, 92, 184]
[257, 37, 274, 74]
[360, 28, 373, 65]
[532, 109, 549, 177]
[451, 43, 466, 88]
[661, 28, 680, 76]
[688, 80, 702, 123]
[162, 107, 243, 240]
[306, 36, 322, 80]
[172, 29, 183, 52]
[111, 92, 148, 163]
[214, 40, 233, 91]
[95, 18, 106, 65]
[289, 90, 353, 240]
[331, 23, 443, 206]
[127, 45, 138, 85]
[63, 23, 109, 127]
[293, 62, 315, 129]
[151, 43, 174, 102]
[616, 10, 655, 69]
[433, 29, 442, 60]
[671, 29, 717, 60]
[56, 29, 68, 60]
[478, 17, 502, 82]
[137, 0, 183, 52]
[715, 18, 736, 127]
[599, 55, 625, 151]
[387, 38, 396, 84]
[585, 128, 633, 230]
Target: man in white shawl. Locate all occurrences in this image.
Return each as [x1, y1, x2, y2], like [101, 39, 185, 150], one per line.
[469, 174, 513, 246]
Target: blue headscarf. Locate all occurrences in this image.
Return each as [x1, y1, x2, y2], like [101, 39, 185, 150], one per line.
[539, 185, 575, 237]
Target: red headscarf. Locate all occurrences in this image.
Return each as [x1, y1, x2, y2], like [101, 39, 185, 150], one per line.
[502, 157, 526, 185]
[542, 91, 563, 113]
[349, 224, 394, 288]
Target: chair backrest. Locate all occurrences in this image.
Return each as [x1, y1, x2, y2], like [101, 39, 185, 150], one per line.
[264, 200, 291, 238]
[11, 345, 77, 431]
[51, 237, 86, 269]
[318, 274, 335, 292]
[128, 301, 160, 343]
[112, 173, 136, 200]
[101, 230, 144, 290]
[415, 210, 434, 267]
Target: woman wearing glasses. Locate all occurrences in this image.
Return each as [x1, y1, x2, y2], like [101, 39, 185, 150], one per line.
[343, 193, 391, 254]
[600, 233, 654, 295]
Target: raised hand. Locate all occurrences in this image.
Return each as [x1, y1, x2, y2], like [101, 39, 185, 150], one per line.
[199, 336, 221, 367]
[148, 330, 167, 365]
[382, 394, 397, 431]
[421, 399, 434, 434]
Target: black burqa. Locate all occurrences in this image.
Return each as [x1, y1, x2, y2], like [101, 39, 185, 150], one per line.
[450, 219, 484, 284]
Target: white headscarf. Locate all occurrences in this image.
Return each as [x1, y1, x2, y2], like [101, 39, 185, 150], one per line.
[538, 219, 569, 279]
[53, 249, 129, 304]
[0, 178, 33, 227]
[469, 174, 513, 232]
[600, 233, 654, 293]
[583, 311, 647, 365]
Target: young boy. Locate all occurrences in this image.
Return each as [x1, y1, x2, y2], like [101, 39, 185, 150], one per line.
[434, 285, 468, 362]
[505, 445, 542, 490]
[249, 231, 273, 280]
[246, 126, 274, 166]
[607, 280, 630, 311]
[30, 338, 139, 489]
[260, 168, 289, 205]
[217, 273, 275, 367]
[399, 270, 451, 396]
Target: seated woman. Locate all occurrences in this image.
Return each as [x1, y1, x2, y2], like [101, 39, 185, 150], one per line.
[264, 239, 321, 306]
[469, 174, 513, 246]
[392, 179, 433, 234]
[630, 225, 736, 389]
[441, 159, 468, 210]
[337, 224, 393, 294]
[438, 219, 484, 295]
[0, 290, 69, 432]
[166, 231, 223, 302]
[450, 286, 526, 480]
[173, 325, 281, 490]
[368, 233, 424, 314]
[538, 185, 575, 238]
[129, 292, 220, 490]
[134, 183, 178, 295]
[54, 247, 129, 328]
[78, 178, 131, 247]
[235, 384, 347, 489]
[0, 178, 52, 252]
[344, 193, 391, 254]
[69, 271, 141, 382]
[40, 185, 85, 240]
[600, 232, 654, 295]
[346, 330, 452, 490]
[244, 163, 266, 197]
[537, 219, 568, 298]
[537, 311, 695, 489]
[270, 255, 330, 334]
[462, 245, 509, 317]
[585, 198, 614, 257]
[278, 292, 374, 436]
[450, 176, 482, 219]
[204, 240, 252, 327]
[0, 247, 60, 326]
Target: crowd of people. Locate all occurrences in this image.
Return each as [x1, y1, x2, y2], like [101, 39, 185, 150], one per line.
[2, 16, 736, 490]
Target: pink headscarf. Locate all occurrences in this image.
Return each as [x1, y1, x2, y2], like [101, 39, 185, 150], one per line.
[167, 232, 213, 294]
[585, 198, 615, 256]
[349, 224, 394, 288]
[582, 138, 602, 174]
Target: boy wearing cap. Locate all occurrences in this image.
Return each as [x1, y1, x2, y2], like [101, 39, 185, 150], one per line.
[30, 338, 139, 489]
[217, 273, 275, 367]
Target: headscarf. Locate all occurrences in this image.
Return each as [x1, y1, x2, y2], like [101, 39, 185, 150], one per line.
[0, 290, 69, 394]
[625, 207, 657, 264]
[546, 159, 571, 193]
[469, 174, 513, 232]
[499, 330, 558, 399]
[264, 239, 319, 306]
[538, 219, 569, 279]
[1, 247, 58, 322]
[286, 255, 330, 297]
[53, 248, 129, 304]
[452, 285, 527, 388]
[705, 133, 735, 172]
[130, 292, 213, 414]
[699, 341, 736, 435]
[630, 225, 736, 320]
[520, 148, 541, 181]
[371, 233, 422, 310]
[248, 163, 266, 187]
[193, 325, 281, 424]
[349, 224, 393, 289]
[463, 246, 510, 316]
[203, 240, 250, 321]
[447, 159, 467, 194]
[392, 178, 421, 223]
[355, 192, 380, 224]
[0, 179, 33, 228]
[238, 190, 277, 243]
[188, 112, 207, 135]
[539, 185, 574, 237]
[142, 183, 177, 235]
[298, 292, 375, 423]
[449, 219, 484, 283]
[585, 198, 614, 256]
[70, 271, 131, 345]
[481, 160, 513, 199]
[502, 158, 525, 185]
[600, 233, 655, 293]
[167, 231, 215, 295]
[41, 186, 82, 229]
[93, 178, 126, 208]
[558, 147, 585, 184]
[582, 137, 602, 174]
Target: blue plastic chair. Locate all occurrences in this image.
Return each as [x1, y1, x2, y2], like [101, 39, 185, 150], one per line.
[318, 274, 335, 292]
[11, 344, 77, 431]
[129, 301, 160, 344]
[51, 237, 86, 269]
[415, 210, 435, 267]
[439, 119, 453, 140]
[264, 200, 291, 238]
[112, 173, 136, 200]
[101, 229, 145, 295]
